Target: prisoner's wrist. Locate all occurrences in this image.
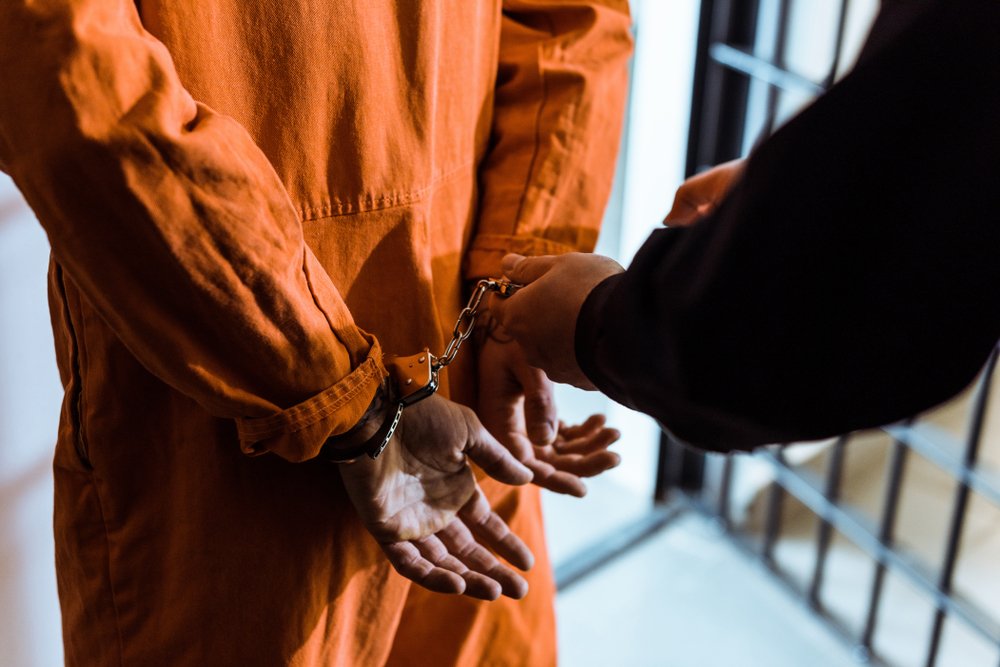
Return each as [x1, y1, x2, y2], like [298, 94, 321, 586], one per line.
[318, 377, 398, 463]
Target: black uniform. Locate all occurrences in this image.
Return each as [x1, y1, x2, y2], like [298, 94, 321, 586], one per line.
[576, 0, 1000, 451]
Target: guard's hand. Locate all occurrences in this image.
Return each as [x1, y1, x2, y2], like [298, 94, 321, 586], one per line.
[663, 159, 745, 227]
[476, 335, 621, 497]
[338, 394, 535, 601]
[490, 252, 623, 389]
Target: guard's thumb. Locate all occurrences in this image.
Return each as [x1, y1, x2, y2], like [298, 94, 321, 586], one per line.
[501, 253, 557, 285]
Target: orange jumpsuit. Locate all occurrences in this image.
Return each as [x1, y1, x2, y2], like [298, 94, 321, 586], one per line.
[0, 1, 631, 664]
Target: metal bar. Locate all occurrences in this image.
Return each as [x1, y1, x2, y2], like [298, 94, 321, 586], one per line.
[655, 434, 706, 502]
[660, 432, 708, 495]
[653, 433, 672, 503]
[685, 493, 889, 666]
[925, 350, 999, 667]
[861, 437, 910, 651]
[709, 43, 825, 97]
[761, 0, 792, 136]
[884, 423, 1000, 509]
[761, 448, 787, 562]
[758, 449, 1000, 645]
[687, 0, 762, 174]
[824, 0, 852, 88]
[683, 0, 721, 178]
[808, 436, 849, 608]
[554, 504, 683, 592]
[717, 455, 734, 529]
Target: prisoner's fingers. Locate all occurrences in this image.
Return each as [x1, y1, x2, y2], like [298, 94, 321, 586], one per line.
[458, 488, 534, 571]
[462, 416, 533, 485]
[557, 415, 607, 445]
[536, 447, 621, 478]
[381, 541, 466, 596]
[412, 535, 503, 601]
[555, 417, 621, 457]
[438, 521, 529, 600]
[515, 359, 558, 446]
[523, 456, 589, 497]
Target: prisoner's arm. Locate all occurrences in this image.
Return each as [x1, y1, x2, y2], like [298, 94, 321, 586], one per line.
[464, 0, 633, 279]
[0, 0, 383, 461]
[577, 0, 1000, 451]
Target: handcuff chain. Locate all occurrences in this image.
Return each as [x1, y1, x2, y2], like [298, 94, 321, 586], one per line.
[434, 279, 519, 372]
[367, 278, 519, 459]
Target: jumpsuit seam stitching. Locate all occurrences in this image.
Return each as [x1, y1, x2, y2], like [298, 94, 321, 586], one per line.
[298, 160, 474, 222]
[300, 247, 361, 364]
[468, 234, 576, 253]
[54, 264, 93, 469]
[69, 279, 94, 468]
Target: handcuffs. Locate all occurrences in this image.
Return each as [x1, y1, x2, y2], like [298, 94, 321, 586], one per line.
[321, 278, 520, 462]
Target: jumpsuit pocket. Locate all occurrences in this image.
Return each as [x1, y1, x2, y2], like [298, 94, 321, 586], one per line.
[52, 263, 93, 471]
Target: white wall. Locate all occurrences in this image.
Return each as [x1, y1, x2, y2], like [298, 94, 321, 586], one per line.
[0, 174, 64, 666]
[596, 0, 700, 495]
[546, 0, 699, 560]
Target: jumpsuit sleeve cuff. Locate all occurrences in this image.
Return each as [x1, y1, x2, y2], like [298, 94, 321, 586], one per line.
[235, 337, 388, 462]
[462, 233, 577, 281]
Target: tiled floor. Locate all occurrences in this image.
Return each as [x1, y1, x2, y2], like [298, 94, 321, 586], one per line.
[551, 506, 859, 667]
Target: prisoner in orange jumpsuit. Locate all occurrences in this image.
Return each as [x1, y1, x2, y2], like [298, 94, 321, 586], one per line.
[0, 0, 633, 664]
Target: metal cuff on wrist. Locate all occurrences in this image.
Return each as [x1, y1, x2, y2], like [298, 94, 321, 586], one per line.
[319, 378, 402, 463]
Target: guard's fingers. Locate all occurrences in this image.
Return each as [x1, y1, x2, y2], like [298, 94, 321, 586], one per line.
[536, 448, 621, 477]
[438, 522, 529, 600]
[501, 253, 559, 285]
[516, 364, 557, 446]
[665, 160, 746, 227]
[380, 542, 466, 595]
[458, 488, 534, 571]
[413, 535, 501, 601]
[663, 191, 704, 227]
[463, 413, 533, 485]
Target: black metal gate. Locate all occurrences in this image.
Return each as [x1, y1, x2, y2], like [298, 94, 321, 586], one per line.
[660, 2, 1000, 665]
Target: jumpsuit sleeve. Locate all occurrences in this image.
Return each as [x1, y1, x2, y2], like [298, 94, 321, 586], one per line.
[464, 0, 634, 280]
[0, 0, 385, 462]
[575, 0, 1000, 452]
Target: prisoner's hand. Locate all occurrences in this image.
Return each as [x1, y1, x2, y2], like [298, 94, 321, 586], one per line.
[477, 335, 621, 497]
[664, 159, 745, 227]
[338, 394, 534, 601]
[491, 252, 624, 389]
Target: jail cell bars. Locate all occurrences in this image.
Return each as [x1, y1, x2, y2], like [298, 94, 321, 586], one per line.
[666, 1, 1000, 666]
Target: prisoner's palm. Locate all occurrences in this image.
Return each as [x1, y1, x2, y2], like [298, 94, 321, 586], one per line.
[477, 336, 621, 497]
[338, 394, 535, 601]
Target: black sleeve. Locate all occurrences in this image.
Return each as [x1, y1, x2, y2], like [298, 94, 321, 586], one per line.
[576, 0, 1000, 452]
